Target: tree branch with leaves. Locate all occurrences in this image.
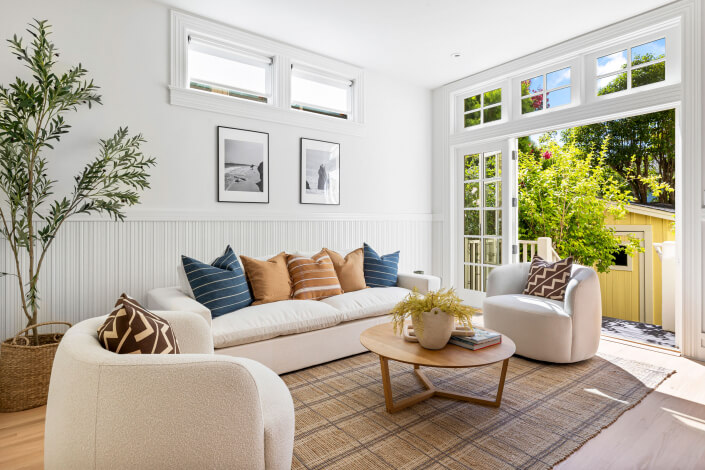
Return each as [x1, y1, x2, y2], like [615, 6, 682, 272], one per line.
[0, 20, 156, 344]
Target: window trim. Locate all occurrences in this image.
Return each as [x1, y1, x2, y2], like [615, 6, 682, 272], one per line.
[170, 10, 365, 135]
[453, 81, 508, 133]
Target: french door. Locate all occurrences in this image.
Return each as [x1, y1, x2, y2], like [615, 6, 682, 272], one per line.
[455, 139, 516, 306]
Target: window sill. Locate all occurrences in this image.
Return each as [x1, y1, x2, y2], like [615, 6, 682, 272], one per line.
[169, 86, 365, 137]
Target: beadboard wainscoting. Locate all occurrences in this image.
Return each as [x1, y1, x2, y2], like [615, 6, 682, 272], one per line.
[0, 216, 432, 340]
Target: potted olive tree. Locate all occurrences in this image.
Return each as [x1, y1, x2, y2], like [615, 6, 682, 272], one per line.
[391, 288, 476, 349]
[0, 20, 156, 411]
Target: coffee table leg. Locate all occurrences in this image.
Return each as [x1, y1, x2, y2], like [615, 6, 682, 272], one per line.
[379, 356, 395, 413]
[432, 358, 509, 408]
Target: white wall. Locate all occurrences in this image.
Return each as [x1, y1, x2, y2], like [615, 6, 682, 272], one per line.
[0, 0, 433, 338]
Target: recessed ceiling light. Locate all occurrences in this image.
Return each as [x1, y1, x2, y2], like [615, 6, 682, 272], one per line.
[451, 52, 461, 59]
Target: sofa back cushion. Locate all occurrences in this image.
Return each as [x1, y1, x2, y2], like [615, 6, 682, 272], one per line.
[97, 294, 180, 354]
[240, 252, 293, 305]
[286, 250, 343, 300]
[363, 243, 400, 288]
[524, 255, 573, 301]
[182, 246, 253, 317]
[324, 248, 367, 292]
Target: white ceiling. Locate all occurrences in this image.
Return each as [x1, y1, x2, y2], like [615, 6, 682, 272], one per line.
[159, 0, 674, 89]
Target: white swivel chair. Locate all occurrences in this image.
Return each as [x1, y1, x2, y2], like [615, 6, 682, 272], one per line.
[483, 263, 601, 363]
[44, 311, 295, 470]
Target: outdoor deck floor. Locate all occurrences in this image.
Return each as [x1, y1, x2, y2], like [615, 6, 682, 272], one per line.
[601, 316, 677, 349]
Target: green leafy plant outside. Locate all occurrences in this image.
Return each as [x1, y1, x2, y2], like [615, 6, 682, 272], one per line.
[0, 20, 156, 343]
[390, 288, 476, 339]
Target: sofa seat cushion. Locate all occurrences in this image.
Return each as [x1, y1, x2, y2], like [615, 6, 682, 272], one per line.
[482, 294, 572, 362]
[320, 287, 410, 322]
[211, 300, 340, 348]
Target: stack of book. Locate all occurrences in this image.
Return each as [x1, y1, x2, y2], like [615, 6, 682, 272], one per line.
[449, 328, 502, 350]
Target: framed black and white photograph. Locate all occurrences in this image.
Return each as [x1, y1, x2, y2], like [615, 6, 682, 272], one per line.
[218, 126, 269, 203]
[300, 138, 340, 205]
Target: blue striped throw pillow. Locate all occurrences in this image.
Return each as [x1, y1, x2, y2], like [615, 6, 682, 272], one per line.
[363, 243, 400, 288]
[182, 246, 253, 318]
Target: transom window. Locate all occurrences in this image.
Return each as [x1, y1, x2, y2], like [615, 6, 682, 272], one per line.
[462, 88, 502, 128]
[291, 66, 352, 120]
[520, 67, 571, 114]
[596, 38, 665, 96]
[463, 151, 502, 292]
[188, 36, 272, 103]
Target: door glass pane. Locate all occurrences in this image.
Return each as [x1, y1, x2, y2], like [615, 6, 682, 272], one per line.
[465, 182, 480, 207]
[464, 94, 481, 112]
[464, 265, 482, 291]
[483, 266, 495, 288]
[484, 181, 501, 208]
[464, 154, 480, 180]
[464, 111, 481, 128]
[597, 72, 627, 96]
[464, 238, 481, 263]
[631, 62, 665, 88]
[483, 88, 502, 106]
[464, 210, 480, 235]
[546, 87, 571, 109]
[484, 209, 502, 236]
[546, 67, 570, 90]
[596, 50, 627, 75]
[483, 239, 502, 265]
[631, 38, 665, 66]
[483, 105, 501, 123]
[485, 152, 501, 178]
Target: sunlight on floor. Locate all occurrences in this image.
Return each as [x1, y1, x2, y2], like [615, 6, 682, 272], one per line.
[584, 388, 630, 404]
[662, 407, 705, 433]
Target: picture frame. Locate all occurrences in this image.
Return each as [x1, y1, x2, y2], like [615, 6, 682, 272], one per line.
[300, 138, 340, 205]
[218, 126, 269, 203]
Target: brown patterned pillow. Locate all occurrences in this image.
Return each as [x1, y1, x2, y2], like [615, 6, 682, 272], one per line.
[287, 250, 343, 300]
[523, 256, 573, 301]
[97, 294, 180, 354]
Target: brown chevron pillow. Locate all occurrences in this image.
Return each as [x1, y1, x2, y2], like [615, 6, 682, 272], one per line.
[97, 294, 180, 354]
[523, 256, 573, 301]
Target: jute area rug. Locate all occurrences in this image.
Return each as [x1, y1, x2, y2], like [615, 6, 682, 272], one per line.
[283, 351, 674, 470]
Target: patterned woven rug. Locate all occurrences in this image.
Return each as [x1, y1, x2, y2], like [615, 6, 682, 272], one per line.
[283, 352, 674, 469]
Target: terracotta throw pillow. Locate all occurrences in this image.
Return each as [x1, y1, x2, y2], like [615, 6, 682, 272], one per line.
[240, 252, 292, 305]
[324, 248, 367, 292]
[97, 294, 180, 354]
[523, 255, 573, 301]
[287, 250, 343, 300]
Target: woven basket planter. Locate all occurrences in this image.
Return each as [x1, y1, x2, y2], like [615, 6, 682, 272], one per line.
[0, 322, 71, 412]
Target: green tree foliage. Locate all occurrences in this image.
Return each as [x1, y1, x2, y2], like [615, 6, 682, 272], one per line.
[518, 138, 642, 273]
[0, 20, 156, 342]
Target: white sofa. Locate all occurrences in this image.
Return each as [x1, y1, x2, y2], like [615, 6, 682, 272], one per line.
[148, 269, 440, 374]
[482, 262, 601, 363]
[45, 311, 294, 470]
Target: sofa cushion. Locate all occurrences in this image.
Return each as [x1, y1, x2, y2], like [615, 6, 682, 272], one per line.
[320, 287, 410, 322]
[182, 246, 253, 317]
[97, 294, 180, 354]
[211, 300, 341, 348]
[240, 253, 293, 305]
[325, 248, 367, 293]
[363, 243, 400, 287]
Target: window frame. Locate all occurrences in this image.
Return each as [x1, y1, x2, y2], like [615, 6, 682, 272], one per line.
[290, 63, 354, 120]
[512, 58, 581, 121]
[453, 81, 508, 133]
[170, 10, 365, 135]
[585, 26, 679, 102]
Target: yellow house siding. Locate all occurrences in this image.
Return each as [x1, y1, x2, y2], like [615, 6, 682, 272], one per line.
[600, 210, 675, 325]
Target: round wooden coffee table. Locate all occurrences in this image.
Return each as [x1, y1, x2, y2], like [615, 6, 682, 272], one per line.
[360, 322, 516, 413]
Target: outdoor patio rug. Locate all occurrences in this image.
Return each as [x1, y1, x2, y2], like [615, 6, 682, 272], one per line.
[283, 351, 674, 469]
[601, 316, 677, 349]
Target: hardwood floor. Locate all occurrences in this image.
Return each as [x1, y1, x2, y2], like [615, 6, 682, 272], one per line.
[1, 336, 704, 469]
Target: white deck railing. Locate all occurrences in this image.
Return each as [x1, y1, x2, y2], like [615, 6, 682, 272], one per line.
[518, 237, 559, 262]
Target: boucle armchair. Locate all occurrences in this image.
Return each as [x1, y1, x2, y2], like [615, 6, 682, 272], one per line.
[44, 311, 294, 470]
[482, 262, 601, 363]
